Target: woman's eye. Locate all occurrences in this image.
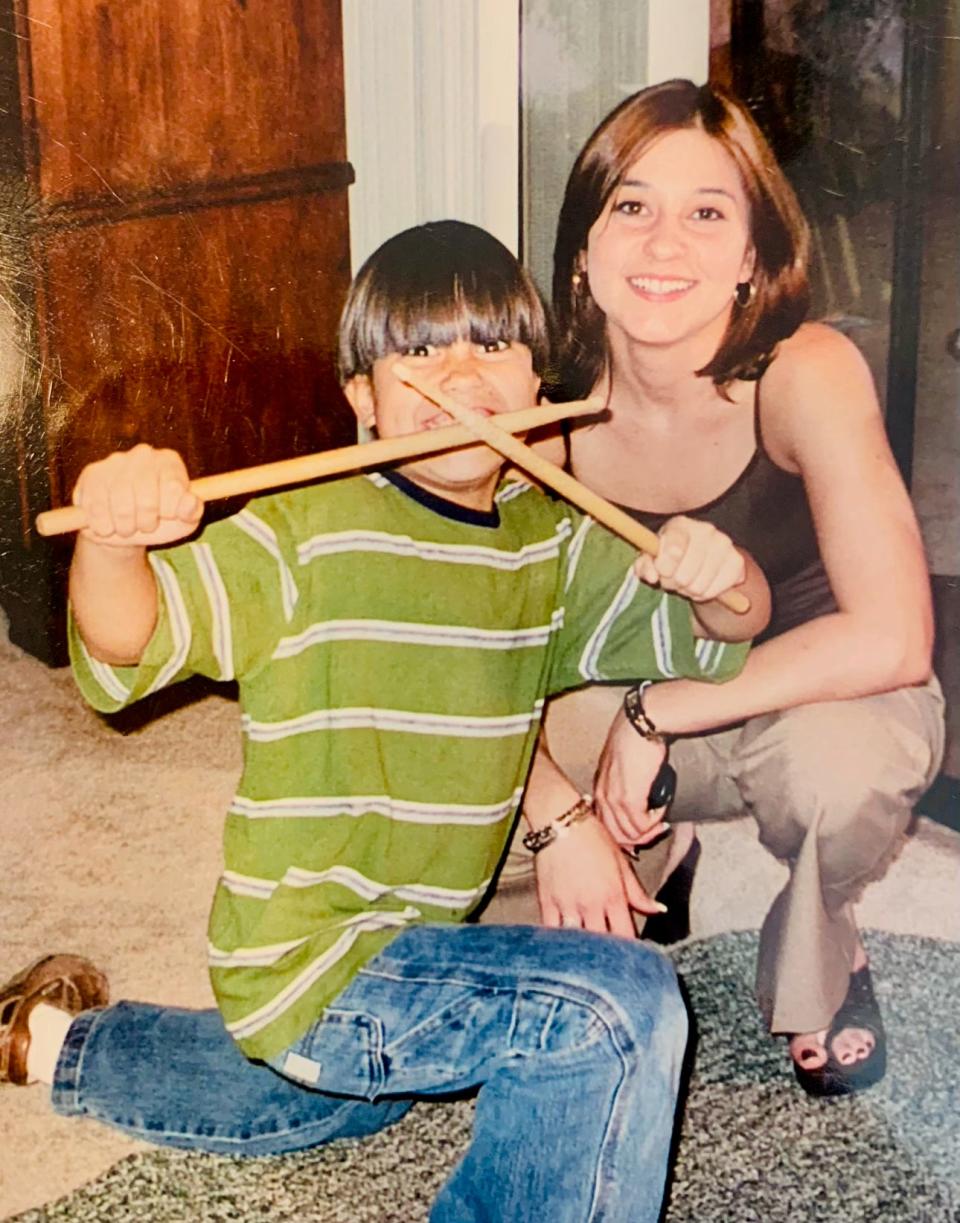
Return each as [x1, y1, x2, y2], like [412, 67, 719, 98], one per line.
[614, 200, 648, 217]
[691, 206, 724, 221]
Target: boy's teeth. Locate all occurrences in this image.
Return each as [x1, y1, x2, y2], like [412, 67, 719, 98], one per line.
[629, 276, 693, 293]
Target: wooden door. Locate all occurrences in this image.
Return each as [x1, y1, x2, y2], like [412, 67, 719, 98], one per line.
[0, 0, 356, 660]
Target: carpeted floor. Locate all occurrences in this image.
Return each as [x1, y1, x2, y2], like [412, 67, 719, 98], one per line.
[10, 930, 960, 1223]
[2, 621, 957, 1221]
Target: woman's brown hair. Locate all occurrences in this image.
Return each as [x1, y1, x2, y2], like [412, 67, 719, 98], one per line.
[553, 79, 810, 398]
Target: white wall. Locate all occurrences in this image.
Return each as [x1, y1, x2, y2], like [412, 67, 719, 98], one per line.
[342, 1, 709, 274]
[646, 0, 710, 87]
[342, 0, 519, 268]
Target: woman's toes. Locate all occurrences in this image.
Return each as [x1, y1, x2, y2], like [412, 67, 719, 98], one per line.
[789, 1029, 828, 1070]
[831, 1026, 875, 1066]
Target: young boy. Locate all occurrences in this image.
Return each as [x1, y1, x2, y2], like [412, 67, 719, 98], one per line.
[1, 221, 769, 1222]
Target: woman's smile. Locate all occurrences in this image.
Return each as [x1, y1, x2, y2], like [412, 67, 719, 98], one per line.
[627, 274, 698, 301]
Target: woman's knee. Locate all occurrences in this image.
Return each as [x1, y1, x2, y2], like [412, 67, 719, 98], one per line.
[740, 702, 923, 861]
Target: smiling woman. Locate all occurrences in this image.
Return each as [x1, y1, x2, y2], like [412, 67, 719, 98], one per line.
[493, 78, 946, 1102]
[553, 81, 809, 402]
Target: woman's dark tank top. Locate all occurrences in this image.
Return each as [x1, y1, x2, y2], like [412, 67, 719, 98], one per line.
[565, 384, 838, 643]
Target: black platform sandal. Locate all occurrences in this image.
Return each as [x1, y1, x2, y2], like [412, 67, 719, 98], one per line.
[791, 965, 887, 1098]
[642, 834, 701, 946]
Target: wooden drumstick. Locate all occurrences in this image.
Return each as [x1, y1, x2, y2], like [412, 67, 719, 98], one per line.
[34, 397, 601, 538]
[393, 364, 750, 616]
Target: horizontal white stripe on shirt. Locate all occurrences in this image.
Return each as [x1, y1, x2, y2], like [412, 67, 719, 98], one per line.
[284, 865, 490, 909]
[240, 703, 544, 743]
[228, 788, 524, 827]
[219, 866, 491, 911]
[296, 528, 568, 571]
[271, 613, 564, 660]
[208, 933, 311, 969]
[220, 871, 276, 900]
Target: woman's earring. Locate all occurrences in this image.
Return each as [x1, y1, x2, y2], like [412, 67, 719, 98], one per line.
[572, 270, 586, 291]
[734, 280, 756, 308]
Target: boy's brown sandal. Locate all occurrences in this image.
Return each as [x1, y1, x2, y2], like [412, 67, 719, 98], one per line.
[0, 954, 109, 1085]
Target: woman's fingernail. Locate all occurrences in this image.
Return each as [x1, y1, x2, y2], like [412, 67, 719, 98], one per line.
[654, 901, 669, 913]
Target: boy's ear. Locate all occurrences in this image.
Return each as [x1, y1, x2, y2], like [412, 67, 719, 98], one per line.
[343, 375, 376, 431]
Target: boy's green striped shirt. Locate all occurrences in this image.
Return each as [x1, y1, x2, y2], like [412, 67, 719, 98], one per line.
[71, 472, 748, 1059]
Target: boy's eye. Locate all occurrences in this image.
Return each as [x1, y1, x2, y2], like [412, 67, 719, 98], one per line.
[479, 339, 511, 354]
[400, 344, 437, 359]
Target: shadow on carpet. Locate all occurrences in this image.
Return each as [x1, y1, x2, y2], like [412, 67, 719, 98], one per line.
[11, 931, 960, 1223]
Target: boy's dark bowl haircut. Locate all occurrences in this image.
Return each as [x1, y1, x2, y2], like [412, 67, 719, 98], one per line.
[338, 220, 551, 381]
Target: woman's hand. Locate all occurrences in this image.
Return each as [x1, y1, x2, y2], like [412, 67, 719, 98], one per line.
[73, 443, 204, 548]
[635, 515, 745, 603]
[534, 816, 665, 937]
[592, 711, 671, 847]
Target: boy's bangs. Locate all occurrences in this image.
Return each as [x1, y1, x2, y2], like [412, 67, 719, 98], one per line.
[376, 278, 539, 360]
[339, 222, 551, 380]
[354, 276, 542, 372]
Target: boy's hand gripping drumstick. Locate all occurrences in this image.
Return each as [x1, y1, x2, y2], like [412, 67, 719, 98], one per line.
[35, 398, 601, 537]
[393, 364, 750, 616]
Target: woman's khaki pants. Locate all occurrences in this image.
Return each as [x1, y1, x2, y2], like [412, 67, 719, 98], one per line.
[480, 675, 945, 1036]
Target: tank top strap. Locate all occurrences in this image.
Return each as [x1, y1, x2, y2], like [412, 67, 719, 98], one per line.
[752, 365, 771, 460]
[560, 416, 575, 475]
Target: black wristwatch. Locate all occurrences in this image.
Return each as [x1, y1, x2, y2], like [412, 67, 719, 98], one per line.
[623, 682, 677, 810]
[623, 681, 665, 742]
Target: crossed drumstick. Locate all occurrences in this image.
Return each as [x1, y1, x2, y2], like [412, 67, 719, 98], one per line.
[35, 372, 749, 617]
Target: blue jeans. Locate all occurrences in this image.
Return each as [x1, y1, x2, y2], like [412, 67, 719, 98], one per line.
[52, 924, 687, 1222]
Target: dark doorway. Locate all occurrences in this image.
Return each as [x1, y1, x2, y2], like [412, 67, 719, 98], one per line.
[719, 0, 959, 824]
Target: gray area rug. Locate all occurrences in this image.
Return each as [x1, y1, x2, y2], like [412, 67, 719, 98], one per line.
[11, 931, 960, 1223]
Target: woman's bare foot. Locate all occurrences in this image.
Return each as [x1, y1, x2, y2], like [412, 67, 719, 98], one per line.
[788, 938, 875, 1072]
